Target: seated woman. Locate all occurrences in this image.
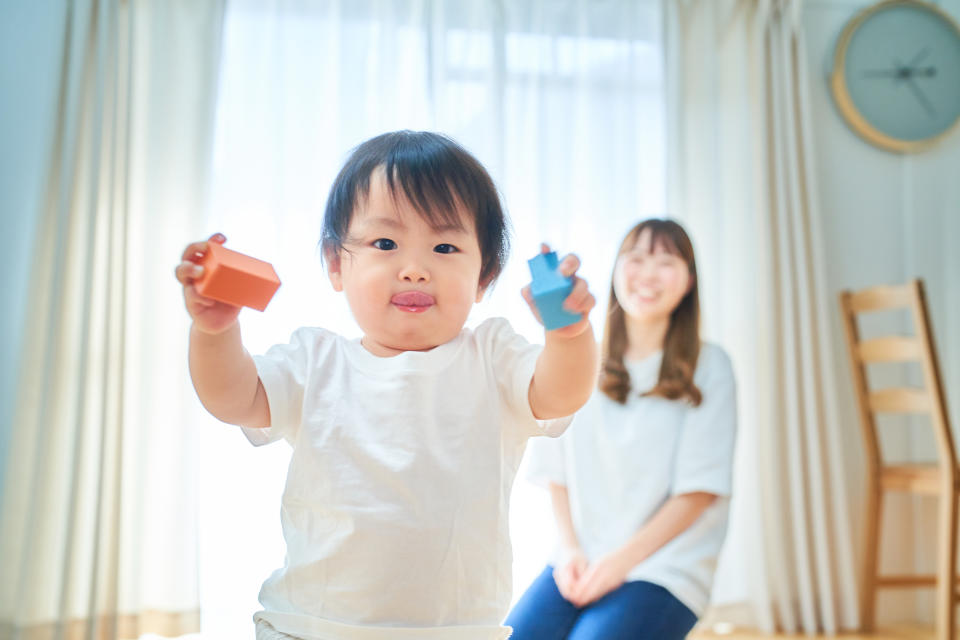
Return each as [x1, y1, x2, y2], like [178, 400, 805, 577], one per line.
[506, 219, 737, 640]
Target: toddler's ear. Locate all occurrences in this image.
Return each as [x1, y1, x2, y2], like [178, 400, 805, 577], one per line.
[326, 248, 344, 292]
[475, 275, 492, 302]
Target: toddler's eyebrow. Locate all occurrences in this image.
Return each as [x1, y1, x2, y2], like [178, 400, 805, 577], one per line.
[432, 222, 469, 233]
[364, 216, 405, 229]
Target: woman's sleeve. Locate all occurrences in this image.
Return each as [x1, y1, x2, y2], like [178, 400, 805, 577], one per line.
[671, 346, 738, 497]
[524, 429, 568, 488]
[240, 327, 317, 446]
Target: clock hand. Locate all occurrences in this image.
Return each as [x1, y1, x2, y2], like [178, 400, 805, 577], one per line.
[863, 69, 899, 77]
[908, 47, 930, 67]
[904, 76, 937, 117]
[890, 58, 911, 83]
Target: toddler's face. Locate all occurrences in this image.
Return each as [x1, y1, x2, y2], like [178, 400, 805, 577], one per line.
[613, 228, 691, 323]
[328, 172, 486, 356]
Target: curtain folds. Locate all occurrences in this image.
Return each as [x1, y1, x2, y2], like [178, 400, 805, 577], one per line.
[0, 1, 224, 638]
[664, 0, 860, 633]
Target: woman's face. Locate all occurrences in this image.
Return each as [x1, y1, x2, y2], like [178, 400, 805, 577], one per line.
[612, 228, 691, 323]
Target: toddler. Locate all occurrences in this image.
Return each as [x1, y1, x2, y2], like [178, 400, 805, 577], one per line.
[175, 131, 598, 639]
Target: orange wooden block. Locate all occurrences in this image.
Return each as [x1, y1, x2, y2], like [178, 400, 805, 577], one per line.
[195, 243, 281, 311]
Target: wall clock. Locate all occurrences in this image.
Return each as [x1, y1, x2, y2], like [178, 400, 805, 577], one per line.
[831, 0, 960, 153]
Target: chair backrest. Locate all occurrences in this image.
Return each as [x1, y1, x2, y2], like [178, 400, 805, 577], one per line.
[838, 279, 957, 475]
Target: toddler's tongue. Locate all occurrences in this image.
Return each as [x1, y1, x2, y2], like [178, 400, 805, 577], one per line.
[391, 291, 435, 307]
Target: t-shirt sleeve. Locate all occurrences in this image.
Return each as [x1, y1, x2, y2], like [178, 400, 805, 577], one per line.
[524, 427, 568, 488]
[477, 317, 573, 438]
[240, 327, 317, 447]
[671, 345, 738, 497]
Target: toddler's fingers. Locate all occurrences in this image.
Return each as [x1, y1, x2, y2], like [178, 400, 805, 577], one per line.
[181, 241, 209, 263]
[521, 286, 544, 324]
[562, 278, 594, 313]
[180, 233, 226, 263]
[184, 284, 216, 308]
[558, 253, 581, 278]
[175, 261, 206, 284]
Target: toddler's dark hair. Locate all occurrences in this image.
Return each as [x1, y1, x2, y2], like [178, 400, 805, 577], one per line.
[321, 130, 510, 287]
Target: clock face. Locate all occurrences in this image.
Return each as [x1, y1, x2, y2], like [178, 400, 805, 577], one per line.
[838, 1, 960, 145]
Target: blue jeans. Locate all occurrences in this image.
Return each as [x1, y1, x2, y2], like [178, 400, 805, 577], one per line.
[505, 566, 698, 640]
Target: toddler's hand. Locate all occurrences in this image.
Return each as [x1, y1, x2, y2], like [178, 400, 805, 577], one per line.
[175, 233, 242, 335]
[521, 243, 596, 338]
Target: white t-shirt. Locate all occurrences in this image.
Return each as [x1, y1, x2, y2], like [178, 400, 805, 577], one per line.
[241, 317, 571, 640]
[525, 342, 737, 617]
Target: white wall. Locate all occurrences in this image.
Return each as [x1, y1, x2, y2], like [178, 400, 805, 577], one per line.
[804, 0, 960, 624]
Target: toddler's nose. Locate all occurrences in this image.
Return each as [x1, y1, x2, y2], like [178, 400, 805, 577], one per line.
[399, 263, 430, 283]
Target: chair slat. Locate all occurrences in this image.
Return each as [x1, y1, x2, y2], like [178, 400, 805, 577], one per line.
[879, 464, 941, 494]
[877, 574, 937, 587]
[847, 284, 914, 313]
[868, 388, 930, 413]
[858, 337, 923, 363]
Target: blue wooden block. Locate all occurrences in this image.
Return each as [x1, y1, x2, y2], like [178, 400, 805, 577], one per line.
[528, 251, 582, 330]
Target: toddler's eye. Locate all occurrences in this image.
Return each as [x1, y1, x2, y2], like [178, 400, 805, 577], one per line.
[434, 244, 459, 254]
[373, 238, 397, 251]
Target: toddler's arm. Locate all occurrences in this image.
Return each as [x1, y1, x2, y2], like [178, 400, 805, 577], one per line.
[189, 323, 269, 427]
[523, 247, 598, 419]
[176, 233, 270, 427]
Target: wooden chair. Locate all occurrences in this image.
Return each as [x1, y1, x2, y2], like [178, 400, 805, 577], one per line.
[839, 279, 959, 640]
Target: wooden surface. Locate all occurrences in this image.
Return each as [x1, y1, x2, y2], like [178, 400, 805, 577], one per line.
[690, 624, 937, 639]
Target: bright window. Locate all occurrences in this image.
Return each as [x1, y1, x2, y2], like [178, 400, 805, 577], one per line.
[198, 2, 664, 637]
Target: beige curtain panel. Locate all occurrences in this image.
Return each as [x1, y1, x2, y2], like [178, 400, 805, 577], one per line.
[0, 1, 224, 638]
[664, 0, 860, 634]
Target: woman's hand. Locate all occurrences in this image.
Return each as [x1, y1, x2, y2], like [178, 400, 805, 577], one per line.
[521, 243, 596, 339]
[175, 232, 242, 335]
[553, 547, 589, 602]
[568, 550, 632, 608]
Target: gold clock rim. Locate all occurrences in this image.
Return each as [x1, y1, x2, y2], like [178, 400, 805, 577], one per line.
[830, 0, 960, 154]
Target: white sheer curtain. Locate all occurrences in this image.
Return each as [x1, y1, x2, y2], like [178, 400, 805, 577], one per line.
[665, 0, 859, 633]
[197, 1, 665, 637]
[0, 1, 224, 637]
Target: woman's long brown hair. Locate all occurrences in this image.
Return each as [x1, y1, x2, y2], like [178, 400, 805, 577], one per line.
[600, 219, 702, 406]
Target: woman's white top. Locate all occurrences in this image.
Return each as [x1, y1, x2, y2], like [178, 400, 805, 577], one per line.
[525, 342, 736, 617]
[240, 317, 570, 640]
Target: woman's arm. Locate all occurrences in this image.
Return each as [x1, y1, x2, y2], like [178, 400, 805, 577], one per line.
[617, 491, 718, 567]
[568, 491, 718, 607]
[548, 482, 589, 601]
[549, 482, 580, 553]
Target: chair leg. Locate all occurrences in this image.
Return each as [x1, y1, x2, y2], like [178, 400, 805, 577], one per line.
[861, 482, 882, 632]
[934, 487, 958, 640]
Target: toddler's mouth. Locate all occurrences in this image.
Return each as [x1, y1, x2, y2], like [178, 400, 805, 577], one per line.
[391, 291, 435, 313]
